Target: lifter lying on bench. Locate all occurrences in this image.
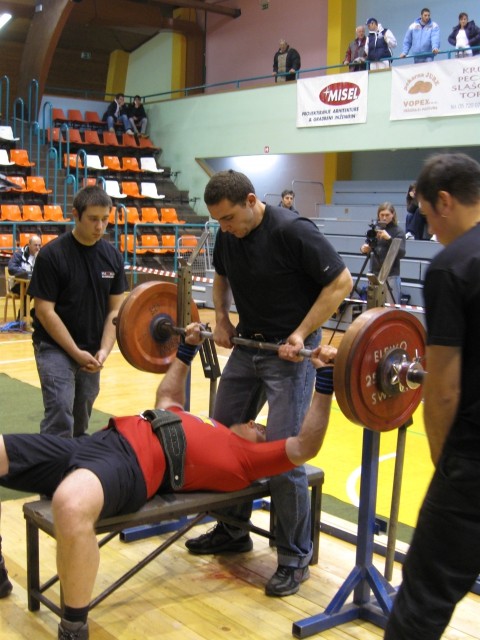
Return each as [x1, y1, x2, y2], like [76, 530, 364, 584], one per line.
[0, 323, 336, 640]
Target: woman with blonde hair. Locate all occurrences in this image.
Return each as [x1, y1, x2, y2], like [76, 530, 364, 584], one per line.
[360, 202, 406, 304]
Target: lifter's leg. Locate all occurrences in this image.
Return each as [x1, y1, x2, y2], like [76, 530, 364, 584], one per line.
[52, 468, 104, 639]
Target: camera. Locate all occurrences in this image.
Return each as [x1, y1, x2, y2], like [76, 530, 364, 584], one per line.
[365, 221, 386, 246]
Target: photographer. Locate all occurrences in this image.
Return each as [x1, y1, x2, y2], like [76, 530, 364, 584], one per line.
[360, 202, 406, 304]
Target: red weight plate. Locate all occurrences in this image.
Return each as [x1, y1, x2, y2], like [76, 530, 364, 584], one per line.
[334, 308, 426, 431]
[116, 281, 200, 373]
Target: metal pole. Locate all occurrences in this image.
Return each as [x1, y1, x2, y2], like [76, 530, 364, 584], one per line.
[384, 424, 407, 581]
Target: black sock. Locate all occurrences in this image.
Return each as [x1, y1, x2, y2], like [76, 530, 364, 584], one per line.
[63, 605, 89, 625]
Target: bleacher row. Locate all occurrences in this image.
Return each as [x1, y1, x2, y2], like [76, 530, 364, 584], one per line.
[47, 127, 159, 155]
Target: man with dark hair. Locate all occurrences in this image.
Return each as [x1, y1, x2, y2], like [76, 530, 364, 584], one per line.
[273, 39, 301, 82]
[128, 95, 148, 137]
[400, 7, 440, 63]
[0, 326, 337, 640]
[278, 189, 299, 214]
[102, 93, 133, 135]
[28, 185, 127, 438]
[364, 17, 397, 70]
[186, 169, 352, 597]
[385, 153, 480, 639]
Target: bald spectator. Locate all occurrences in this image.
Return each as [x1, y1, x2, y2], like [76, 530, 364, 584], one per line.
[8, 235, 41, 294]
[273, 39, 301, 82]
[344, 25, 367, 71]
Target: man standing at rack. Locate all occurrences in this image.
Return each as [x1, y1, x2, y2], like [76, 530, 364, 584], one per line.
[385, 153, 480, 638]
[185, 170, 352, 597]
[28, 185, 127, 438]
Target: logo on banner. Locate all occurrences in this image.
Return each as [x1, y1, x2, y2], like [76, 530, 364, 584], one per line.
[319, 82, 360, 106]
[401, 70, 440, 113]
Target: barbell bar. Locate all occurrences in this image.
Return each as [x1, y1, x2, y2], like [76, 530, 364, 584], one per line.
[115, 282, 427, 432]
[151, 317, 315, 359]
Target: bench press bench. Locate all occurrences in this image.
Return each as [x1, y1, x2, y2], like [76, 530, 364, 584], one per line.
[23, 463, 324, 616]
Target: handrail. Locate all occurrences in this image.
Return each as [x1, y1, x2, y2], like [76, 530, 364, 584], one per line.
[42, 100, 54, 146]
[28, 79, 39, 124]
[12, 98, 24, 146]
[63, 172, 76, 214]
[0, 75, 9, 123]
[28, 121, 41, 170]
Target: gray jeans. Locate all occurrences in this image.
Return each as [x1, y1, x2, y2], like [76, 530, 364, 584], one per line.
[213, 332, 320, 567]
[34, 340, 100, 438]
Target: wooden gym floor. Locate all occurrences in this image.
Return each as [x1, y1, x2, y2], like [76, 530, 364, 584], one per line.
[0, 305, 479, 639]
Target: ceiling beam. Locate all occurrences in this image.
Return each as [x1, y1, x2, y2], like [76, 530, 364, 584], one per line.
[149, 0, 241, 18]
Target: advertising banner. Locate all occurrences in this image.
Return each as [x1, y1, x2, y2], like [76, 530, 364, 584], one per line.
[296, 71, 369, 128]
[390, 57, 480, 120]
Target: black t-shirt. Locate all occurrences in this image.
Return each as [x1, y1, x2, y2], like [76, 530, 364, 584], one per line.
[424, 223, 480, 457]
[213, 205, 346, 337]
[29, 232, 127, 353]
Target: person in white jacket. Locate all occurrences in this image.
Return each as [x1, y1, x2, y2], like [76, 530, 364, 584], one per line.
[364, 18, 397, 70]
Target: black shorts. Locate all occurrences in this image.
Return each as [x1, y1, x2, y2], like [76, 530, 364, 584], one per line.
[1, 429, 147, 518]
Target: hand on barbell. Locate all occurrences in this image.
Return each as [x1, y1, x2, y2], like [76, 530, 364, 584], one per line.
[184, 322, 207, 346]
[310, 344, 337, 369]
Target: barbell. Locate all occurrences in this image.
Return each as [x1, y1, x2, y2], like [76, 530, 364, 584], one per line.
[115, 281, 426, 432]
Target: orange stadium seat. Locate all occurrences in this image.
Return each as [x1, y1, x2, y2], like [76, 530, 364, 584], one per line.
[10, 149, 36, 167]
[52, 108, 68, 126]
[121, 157, 142, 173]
[140, 234, 162, 254]
[103, 156, 123, 173]
[1, 205, 22, 221]
[22, 205, 43, 221]
[64, 128, 83, 147]
[85, 111, 104, 128]
[0, 234, 15, 254]
[120, 234, 147, 254]
[6, 176, 29, 192]
[64, 153, 85, 169]
[27, 176, 52, 194]
[42, 234, 59, 246]
[43, 205, 65, 221]
[141, 207, 159, 223]
[160, 234, 176, 253]
[125, 207, 140, 224]
[84, 130, 106, 148]
[160, 207, 185, 224]
[121, 181, 145, 199]
[68, 109, 87, 128]
[103, 132, 120, 148]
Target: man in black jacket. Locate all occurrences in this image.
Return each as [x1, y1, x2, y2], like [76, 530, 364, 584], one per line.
[273, 39, 301, 82]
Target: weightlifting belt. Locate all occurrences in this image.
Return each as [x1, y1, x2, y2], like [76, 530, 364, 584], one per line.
[142, 409, 186, 491]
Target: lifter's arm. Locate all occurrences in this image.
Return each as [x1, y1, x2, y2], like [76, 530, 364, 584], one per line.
[154, 323, 204, 410]
[285, 345, 337, 465]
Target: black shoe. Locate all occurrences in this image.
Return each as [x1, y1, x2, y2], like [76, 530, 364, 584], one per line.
[185, 523, 253, 555]
[265, 565, 310, 597]
[0, 558, 12, 598]
[58, 619, 89, 640]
